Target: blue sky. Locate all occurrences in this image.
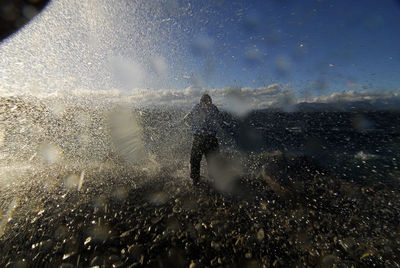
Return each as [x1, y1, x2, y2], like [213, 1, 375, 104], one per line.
[0, 0, 399, 104]
[167, 0, 400, 93]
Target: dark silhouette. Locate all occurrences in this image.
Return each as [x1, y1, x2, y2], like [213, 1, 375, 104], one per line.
[0, 0, 49, 41]
[183, 94, 223, 185]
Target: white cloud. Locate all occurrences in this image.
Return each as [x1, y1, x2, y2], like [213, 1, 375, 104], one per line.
[184, 85, 203, 97]
[4, 84, 400, 113]
[302, 89, 400, 104]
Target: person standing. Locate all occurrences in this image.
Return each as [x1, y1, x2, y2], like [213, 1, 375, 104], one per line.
[183, 94, 223, 185]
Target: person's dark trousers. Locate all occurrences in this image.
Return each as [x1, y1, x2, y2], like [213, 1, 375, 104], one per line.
[190, 134, 219, 183]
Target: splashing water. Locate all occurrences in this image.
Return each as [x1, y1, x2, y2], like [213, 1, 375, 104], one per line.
[0, 1, 399, 267]
[0, 198, 19, 238]
[109, 107, 147, 164]
[38, 142, 62, 164]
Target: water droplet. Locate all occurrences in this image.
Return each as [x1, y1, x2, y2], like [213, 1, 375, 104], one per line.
[150, 56, 168, 76]
[149, 191, 168, 205]
[191, 34, 214, 55]
[275, 55, 292, 76]
[38, 142, 62, 164]
[64, 174, 79, 190]
[112, 186, 128, 201]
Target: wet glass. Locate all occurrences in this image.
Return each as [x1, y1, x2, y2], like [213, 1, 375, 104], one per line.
[0, 0, 399, 267]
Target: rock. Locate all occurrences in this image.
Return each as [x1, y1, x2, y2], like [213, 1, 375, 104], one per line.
[59, 264, 75, 268]
[257, 228, 265, 241]
[211, 241, 220, 250]
[189, 260, 197, 268]
[320, 255, 337, 268]
[128, 244, 144, 259]
[90, 256, 102, 266]
[120, 228, 136, 238]
[5, 260, 29, 268]
[167, 215, 180, 232]
[245, 260, 259, 268]
[112, 260, 125, 268]
[109, 254, 120, 263]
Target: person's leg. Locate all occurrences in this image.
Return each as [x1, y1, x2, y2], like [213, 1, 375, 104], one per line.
[204, 135, 219, 157]
[190, 135, 203, 184]
[204, 135, 220, 180]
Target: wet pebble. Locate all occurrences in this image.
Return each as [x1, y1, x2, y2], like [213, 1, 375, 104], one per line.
[90, 256, 102, 266]
[5, 260, 29, 268]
